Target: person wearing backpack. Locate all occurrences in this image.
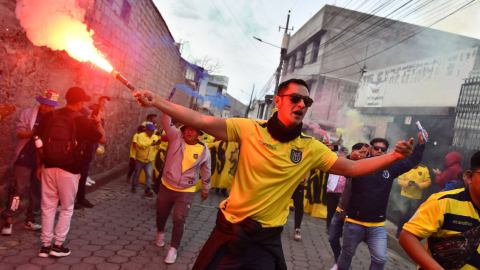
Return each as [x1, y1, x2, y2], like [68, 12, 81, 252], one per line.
[2, 90, 58, 236]
[35, 87, 106, 258]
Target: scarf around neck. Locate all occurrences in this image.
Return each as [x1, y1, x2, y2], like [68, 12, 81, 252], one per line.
[266, 112, 303, 142]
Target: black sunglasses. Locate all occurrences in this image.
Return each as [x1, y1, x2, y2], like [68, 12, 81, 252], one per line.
[278, 94, 314, 107]
[373, 145, 387, 152]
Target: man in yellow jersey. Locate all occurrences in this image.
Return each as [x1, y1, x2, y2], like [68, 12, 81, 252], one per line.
[337, 136, 426, 270]
[126, 125, 145, 183]
[400, 151, 480, 270]
[133, 78, 417, 270]
[155, 113, 211, 264]
[395, 165, 431, 238]
[131, 123, 160, 196]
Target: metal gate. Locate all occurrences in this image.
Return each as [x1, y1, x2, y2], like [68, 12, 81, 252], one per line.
[451, 75, 480, 169]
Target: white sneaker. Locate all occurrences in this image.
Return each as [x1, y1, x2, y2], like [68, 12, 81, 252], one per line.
[330, 264, 338, 270]
[294, 228, 301, 241]
[86, 177, 95, 185]
[2, 223, 12, 235]
[156, 231, 165, 247]
[165, 247, 177, 264]
[24, 221, 42, 231]
[85, 181, 92, 187]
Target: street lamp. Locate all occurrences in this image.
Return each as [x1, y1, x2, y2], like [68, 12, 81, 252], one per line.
[253, 37, 282, 49]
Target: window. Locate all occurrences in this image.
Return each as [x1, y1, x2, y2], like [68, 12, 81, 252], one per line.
[120, 0, 132, 23]
[258, 104, 265, 119]
[290, 55, 296, 72]
[299, 48, 306, 68]
[311, 39, 321, 63]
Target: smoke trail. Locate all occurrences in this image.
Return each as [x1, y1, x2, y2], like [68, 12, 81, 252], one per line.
[15, 0, 106, 64]
[175, 84, 231, 110]
[336, 108, 369, 150]
[303, 119, 329, 142]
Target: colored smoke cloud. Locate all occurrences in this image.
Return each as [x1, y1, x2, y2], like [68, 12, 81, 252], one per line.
[303, 119, 329, 142]
[175, 84, 231, 110]
[336, 108, 368, 150]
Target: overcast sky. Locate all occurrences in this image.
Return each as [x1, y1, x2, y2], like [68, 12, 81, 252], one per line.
[153, 0, 480, 105]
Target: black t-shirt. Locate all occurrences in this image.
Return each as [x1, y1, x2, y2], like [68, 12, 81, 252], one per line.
[35, 107, 103, 174]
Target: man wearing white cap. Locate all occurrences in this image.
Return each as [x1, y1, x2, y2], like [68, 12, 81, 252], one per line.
[2, 90, 59, 236]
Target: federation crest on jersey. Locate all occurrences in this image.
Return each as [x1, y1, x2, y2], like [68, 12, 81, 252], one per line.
[290, 149, 302, 164]
[382, 170, 390, 179]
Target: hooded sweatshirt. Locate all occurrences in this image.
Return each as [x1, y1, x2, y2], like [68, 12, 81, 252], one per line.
[435, 152, 463, 191]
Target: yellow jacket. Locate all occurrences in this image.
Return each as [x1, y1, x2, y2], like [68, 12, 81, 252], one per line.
[135, 132, 160, 163]
[398, 165, 431, 199]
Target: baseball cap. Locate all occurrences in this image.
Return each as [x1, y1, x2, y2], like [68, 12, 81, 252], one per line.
[36, 90, 60, 107]
[66, 87, 91, 104]
[180, 125, 204, 135]
[146, 123, 155, 131]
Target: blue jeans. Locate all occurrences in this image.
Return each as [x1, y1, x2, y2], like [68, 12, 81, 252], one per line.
[328, 211, 345, 263]
[337, 221, 387, 270]
[132, 160, 153, 192]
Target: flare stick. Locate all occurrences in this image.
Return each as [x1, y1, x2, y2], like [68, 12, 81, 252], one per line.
[110, 70, 138, 92]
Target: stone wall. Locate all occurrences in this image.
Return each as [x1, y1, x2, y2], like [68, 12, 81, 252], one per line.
[0, 0, 191, 191]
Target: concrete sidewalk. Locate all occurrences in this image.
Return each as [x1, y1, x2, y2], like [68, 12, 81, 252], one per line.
[0, 176, 416, 269]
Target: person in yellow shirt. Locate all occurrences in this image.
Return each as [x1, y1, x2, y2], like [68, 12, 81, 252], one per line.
[399, 151, 480, 270]
[133, 78, 417, 270]
[131, 123, 160, 196]
[395, 165, 431, 238]
[126, 125, 146, 183]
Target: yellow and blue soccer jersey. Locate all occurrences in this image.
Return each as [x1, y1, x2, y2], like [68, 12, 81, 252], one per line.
[403, 187, 480, 269]
[220, 118, 338, 228]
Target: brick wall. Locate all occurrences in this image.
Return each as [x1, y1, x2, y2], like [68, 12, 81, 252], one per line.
[0, 0, 191, 187]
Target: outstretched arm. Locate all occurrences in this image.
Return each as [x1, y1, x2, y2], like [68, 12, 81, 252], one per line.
[134, 90, 228, 141]
[328, 131, 426, 178]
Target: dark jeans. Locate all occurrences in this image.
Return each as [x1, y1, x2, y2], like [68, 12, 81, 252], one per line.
[2, 165, 41, 221]
[327, 193, 341, 230]
[328, 211, 345, 263]
[132, 160, 153, 192]
[156, 183, 195, 249]
[77, 159, 92, 202]
[396, 195, 419, 237]
[205, 243, 276, 270]
[291, 184, 304, 229]
[338, 222, 387, 270]
[127, 158, 135, 177]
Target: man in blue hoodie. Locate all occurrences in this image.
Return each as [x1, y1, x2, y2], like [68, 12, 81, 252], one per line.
[337, 133, 427, 270]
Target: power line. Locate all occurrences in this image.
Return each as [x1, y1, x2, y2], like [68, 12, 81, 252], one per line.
[322, 0, 478, 75]
[221, 0, 275, 64]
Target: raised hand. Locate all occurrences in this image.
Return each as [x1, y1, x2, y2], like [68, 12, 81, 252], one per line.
[393, 138, 414, 160]
[133, 90, 155, 107]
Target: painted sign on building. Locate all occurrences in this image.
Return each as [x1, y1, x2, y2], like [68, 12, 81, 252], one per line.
[365, 82, 386, 107]
[355, 47, 478, 107]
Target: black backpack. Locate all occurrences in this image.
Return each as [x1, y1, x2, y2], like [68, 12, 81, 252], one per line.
[42, 110, 82, 167]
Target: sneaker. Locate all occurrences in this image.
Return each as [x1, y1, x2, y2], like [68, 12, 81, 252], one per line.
[77, 199, 94, 208]
[38, 245, 51, 257]
[86, 177, 95, 185]
[156, 231, 165, 247]
[24, 221, 42, 231]
[294, 228, 301, 241]
[49, 245, 71, 257]
[143, 191, 154, 197]
[131, 188, 136, 193]
[85, 181, 92, 187]
[165, 247, 177, 264]
[2, 223, 12, 236]
[330, 264, 338, 270]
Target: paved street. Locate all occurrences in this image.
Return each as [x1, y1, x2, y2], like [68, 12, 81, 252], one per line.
[0, 176, 415, 269]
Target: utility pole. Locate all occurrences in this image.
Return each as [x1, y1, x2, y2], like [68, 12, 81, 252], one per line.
[245, 84, 255, 118]
[274, 11, 294, 96]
